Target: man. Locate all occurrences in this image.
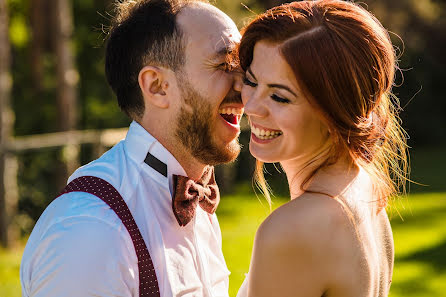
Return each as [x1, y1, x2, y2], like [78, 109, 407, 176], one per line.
[20, 0, 244, 296]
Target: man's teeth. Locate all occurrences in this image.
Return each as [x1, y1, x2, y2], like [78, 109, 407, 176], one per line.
[219, 108, 243, 116]
[251, 127, 283, 140]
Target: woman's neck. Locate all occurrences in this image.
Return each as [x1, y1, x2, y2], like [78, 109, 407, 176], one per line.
[281, 149, 358, 199]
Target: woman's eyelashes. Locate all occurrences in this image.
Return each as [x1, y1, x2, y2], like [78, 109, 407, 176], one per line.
[243, 76, 291, 104]
[271, 94, 291, 104]
[243, 76, 257, 87]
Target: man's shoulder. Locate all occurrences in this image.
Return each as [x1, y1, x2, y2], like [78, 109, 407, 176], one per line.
[68, 140, 149, 199]
[69, 140, 127, 185]
[21, 191, 138, 297]
[28, 191, 128, 243]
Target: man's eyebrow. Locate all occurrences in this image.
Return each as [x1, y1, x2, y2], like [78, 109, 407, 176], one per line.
[212, 44, 237, 59]
[247, 67, 298, 97]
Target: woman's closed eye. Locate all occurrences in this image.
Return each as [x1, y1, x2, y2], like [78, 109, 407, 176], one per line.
[244, 76, 291, 103]
[243, 76, 257, 87]
[271, 94, 291, 104]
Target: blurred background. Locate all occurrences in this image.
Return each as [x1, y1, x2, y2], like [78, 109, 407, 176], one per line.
[0, 0, 445, 296]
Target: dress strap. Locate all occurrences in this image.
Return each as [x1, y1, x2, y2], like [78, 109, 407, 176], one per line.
[59, 176, 160, 297]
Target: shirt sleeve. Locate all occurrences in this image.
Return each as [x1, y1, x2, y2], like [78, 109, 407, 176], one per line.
[23, 216, 138, 297]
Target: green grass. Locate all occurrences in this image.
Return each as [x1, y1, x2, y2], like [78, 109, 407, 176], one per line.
[1, 191, 445, 297]
[389, 192, 446, 296]
[0, 245, 23, 297]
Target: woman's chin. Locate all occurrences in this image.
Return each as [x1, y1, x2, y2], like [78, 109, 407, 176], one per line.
[249, 146, 279, 163]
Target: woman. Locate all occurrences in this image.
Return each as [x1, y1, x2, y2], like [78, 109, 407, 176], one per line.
[235, 1, 408, 296]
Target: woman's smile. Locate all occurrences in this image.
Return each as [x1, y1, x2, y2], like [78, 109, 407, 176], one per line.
[249, 122, 283, 142]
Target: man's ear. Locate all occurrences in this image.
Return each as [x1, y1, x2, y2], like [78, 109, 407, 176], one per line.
[138, 66, 170, 109]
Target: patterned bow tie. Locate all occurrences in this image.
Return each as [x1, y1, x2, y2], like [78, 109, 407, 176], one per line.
[172, 166, 220, 227]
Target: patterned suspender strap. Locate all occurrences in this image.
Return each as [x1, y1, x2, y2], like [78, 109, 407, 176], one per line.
[59, 176, 160, 297]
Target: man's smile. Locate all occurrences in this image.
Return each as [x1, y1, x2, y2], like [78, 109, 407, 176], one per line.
[218, 107, 244, 125]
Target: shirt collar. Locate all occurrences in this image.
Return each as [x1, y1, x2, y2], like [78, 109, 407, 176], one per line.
[124, 121, 187, 195]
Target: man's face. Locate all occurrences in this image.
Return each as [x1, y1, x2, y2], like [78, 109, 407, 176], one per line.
[174, 4, 243, 165]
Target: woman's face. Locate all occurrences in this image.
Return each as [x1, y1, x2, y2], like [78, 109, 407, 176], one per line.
[241, 41, 329, 163]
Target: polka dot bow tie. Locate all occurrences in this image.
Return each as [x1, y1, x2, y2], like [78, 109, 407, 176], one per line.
[172, 166, 220, 226]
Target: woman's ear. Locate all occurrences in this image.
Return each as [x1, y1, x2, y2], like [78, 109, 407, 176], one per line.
[138, 66, 170, 109]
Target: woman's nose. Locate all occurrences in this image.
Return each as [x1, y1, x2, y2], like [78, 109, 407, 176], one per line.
[243, 92, 267, 118]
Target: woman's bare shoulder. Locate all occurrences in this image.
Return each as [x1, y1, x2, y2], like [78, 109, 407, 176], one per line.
[249, 194, 357, 296]
[257, 193, 355, 250]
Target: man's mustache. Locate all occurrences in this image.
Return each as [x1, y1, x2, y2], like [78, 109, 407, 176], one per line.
[221, 91, 242, 105]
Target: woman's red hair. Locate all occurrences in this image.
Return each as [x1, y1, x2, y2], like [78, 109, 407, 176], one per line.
[238, 0, 408, 208]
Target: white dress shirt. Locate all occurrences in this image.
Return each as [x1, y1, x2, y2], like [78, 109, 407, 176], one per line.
[20, 121, 230, 297]
[236, 275, 248, 297]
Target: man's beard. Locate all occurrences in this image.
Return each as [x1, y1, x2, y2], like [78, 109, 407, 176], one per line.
[175, 76, 241, 166]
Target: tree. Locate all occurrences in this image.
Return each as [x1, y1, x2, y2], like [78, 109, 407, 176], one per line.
[30, 0, 46, 93]
[0, 0, 16, 248]
[52, 0, 79, 185]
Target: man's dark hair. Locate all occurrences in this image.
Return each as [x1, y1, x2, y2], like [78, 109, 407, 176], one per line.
[105, 0, 192, 119]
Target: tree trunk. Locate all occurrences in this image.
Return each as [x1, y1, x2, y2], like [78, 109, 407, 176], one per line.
[0, 0, 16, 248]
[53, 0, 77, 132]
[30, 0, 46, 92]
[52, 0, 79, 185]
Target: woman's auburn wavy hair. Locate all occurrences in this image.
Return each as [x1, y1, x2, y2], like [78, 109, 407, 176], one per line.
[238, 0, 409, 209]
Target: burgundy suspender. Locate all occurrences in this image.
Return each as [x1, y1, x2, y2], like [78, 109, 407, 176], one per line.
[59, 176, 160, 297]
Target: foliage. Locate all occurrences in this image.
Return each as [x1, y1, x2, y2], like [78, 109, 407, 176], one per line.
[364, 0, 446, 147]
[409, 145, 446, 193]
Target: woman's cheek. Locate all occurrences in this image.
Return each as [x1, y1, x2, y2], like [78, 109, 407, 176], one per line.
[241, 86, 252, 105]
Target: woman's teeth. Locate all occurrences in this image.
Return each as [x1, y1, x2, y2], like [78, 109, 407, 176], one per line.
[251, 126, 283, 140]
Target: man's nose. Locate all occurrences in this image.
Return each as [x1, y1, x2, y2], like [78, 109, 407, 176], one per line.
[232, 72, 243, 92]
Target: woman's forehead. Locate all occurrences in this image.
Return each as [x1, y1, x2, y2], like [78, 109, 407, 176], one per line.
[251, 42, 295, 82]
